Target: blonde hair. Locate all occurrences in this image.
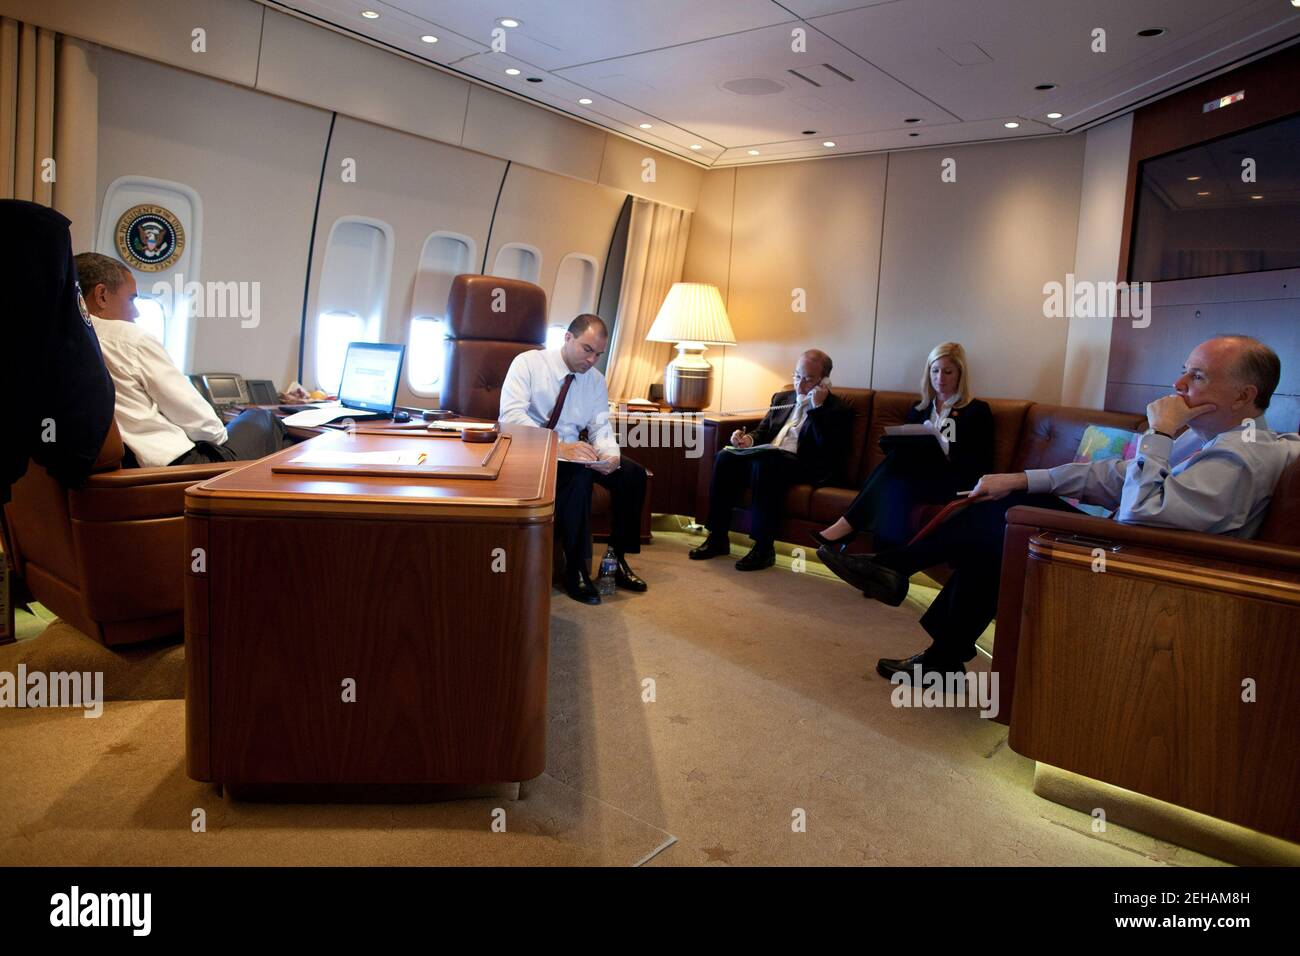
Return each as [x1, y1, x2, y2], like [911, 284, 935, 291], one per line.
[916, 341, 973, 411]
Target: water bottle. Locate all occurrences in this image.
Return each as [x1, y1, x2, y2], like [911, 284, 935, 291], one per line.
[598, 547, 618, 596]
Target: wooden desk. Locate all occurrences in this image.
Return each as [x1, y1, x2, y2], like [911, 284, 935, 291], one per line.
[184, 424, 557, 793]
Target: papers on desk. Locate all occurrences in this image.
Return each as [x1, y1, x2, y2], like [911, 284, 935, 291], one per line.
[427, 420, 498, 432]
[281, 403, 379, 427]
[286, 448, 429, 467]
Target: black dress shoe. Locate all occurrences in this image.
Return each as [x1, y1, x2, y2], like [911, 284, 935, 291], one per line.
[614, 556, 647, 592]
[689, 536, 730, 560]
[735, 543, 776, 571]
[810, 528, 857, 552]
[876, 652, 966, 681]
[564, 571, 601, 605]
[817, 548, 908, 605]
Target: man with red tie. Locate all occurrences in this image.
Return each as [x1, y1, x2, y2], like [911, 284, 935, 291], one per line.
[499, 313, 648, 605]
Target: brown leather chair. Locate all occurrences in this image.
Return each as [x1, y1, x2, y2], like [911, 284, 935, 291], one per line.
[439, 273, 651, 563]
[1, 422, 237, 646]
[439, 274, 547, 420]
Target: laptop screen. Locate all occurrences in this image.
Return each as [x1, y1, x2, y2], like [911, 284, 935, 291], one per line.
[338, 343, 405, 414]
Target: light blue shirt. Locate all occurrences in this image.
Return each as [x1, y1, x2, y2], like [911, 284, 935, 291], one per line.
[498, 347, 619, 459]
[1025, 420, 1300, 539]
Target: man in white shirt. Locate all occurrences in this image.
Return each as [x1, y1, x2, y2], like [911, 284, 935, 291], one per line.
[819, 335, 1300, 683]
[499, 314, 647, 605]
[75, 253, 288, 467]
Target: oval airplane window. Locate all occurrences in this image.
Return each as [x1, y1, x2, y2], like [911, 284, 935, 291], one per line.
[491, 243, 542, 285]
[313, 217, 392, 392]
[134, 296, 167, 345]
[550, 253, 598, 324]
[408, 232, 474, 396]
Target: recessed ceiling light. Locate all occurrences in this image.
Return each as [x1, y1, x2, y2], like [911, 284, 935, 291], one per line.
[361, 10, 379, 18]
[1186, 175, 1201, 181]
[1046, 112, 1063, 119]
[1196, 191, 1211, 196]
[748, 149, 760, 155]
[1034, 83, 1057, 91]
[904, 117, 921, 124]
[1251, 194, 1264, 199]
[420, 35, 438, 43]
[1137, 28, 1165, 37]
[639, 123, 653, 129]
[1004, 121, 1020, 129]
[690, 144, 702, 150]
[497, 17, 521, 28]
[505, 68, 521, 76]
[822, 141, 835, 147]
[578, 97, 592, 105]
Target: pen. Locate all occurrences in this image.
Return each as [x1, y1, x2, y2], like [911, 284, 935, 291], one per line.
[416, 452, 427, 465]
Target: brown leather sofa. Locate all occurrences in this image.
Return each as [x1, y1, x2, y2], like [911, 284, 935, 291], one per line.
[696, 387, 1148, 562]
[2, 422, 236, 646]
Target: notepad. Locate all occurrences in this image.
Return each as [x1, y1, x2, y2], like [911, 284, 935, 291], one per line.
[884, 422, 950, 454]
[285, 449, 428, 467]
[428, 420, 498, 432]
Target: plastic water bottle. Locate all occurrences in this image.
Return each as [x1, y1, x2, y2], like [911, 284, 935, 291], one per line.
[598, 547, 618, 596]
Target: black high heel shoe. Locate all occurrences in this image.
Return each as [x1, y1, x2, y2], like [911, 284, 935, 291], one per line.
[810, 528, 857, 552]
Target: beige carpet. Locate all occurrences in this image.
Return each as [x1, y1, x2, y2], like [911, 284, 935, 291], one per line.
[0, 529, 1223, 866]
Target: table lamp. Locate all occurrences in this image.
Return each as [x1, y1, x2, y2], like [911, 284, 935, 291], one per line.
[645, 282, 737, 411]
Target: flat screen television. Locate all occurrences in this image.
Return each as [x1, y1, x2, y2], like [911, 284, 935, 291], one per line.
[1128, 110, 1300, 282]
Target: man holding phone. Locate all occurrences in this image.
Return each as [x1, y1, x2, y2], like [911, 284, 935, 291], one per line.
[690, 349, 852, 570]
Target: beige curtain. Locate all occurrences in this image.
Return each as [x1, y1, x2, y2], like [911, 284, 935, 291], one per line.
[605, 198, 692, 402]
[1, 18, 98, 246]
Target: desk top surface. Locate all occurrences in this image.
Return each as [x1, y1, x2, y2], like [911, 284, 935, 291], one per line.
[186, 424, 557, 521]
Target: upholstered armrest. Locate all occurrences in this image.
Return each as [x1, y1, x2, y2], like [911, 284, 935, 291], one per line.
[70, 462, 243, 522]
[991, 505, 1300, 727]
[695, 414, 766, 519]
[1004, 506, 1300, 572]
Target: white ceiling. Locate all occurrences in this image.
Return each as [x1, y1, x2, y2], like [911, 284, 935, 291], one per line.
[267, 0, 1300, 167]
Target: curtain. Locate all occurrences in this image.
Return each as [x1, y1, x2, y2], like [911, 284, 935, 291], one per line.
[604, 197, 692, 403]
[1, 19, 97, 247]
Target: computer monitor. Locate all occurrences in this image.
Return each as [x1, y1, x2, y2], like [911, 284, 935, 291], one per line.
[338, 342, 405, 414]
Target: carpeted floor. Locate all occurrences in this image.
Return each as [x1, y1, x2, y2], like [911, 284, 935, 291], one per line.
[0, 529, 1222, 866]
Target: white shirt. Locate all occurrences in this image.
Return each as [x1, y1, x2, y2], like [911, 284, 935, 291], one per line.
[498, 347, 619, 459]
[1026, 421, 1300, 538]
[91, 316, 228, 467]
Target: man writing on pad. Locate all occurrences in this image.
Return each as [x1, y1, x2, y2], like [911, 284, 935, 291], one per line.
[499, 313, 648, 605]
[819, 336, 1300, 683]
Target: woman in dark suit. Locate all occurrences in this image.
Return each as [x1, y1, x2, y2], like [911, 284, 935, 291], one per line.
[812, 341, 994, 551]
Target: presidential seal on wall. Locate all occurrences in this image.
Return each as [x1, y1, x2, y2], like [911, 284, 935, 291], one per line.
[114, 204, 185, 272]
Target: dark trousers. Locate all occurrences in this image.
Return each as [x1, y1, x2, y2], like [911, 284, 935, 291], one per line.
[841, 445, 961, 551]
[873, 491, 1084, 663]
[555, 456, 646, 575]
[704, 447, 806, 546]
[168, 409, 291, 466]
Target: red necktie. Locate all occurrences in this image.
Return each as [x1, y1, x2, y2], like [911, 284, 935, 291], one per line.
[545, 373, 575, 430]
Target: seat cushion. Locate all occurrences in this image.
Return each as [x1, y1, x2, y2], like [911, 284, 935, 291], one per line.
[441, 339, 540, 419]
[1256, 456, 1300, 547]
[809, 486, 858, 524]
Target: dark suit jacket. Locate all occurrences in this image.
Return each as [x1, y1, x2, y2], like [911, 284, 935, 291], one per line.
[905, 397, 995, 489]
[750, 389, 853, 485]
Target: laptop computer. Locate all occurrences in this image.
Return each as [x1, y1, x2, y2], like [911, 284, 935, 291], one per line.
[281, 342, 406, 427]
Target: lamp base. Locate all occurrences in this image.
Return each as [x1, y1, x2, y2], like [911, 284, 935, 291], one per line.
[663, 343, 712, 412]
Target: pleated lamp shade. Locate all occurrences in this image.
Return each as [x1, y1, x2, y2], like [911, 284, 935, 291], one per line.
[645, 283, 737, 346]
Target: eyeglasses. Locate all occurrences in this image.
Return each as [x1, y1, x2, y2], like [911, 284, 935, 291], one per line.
[792, 373, 821, 383]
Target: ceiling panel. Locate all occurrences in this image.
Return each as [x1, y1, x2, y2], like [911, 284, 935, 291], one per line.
[811, 0, 1273, 123]
[381, 0, 793, 70]
[557, 21, 955, 149]
[269, 0, 1300, 167]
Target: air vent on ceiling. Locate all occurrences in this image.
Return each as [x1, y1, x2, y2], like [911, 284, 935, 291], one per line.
[938, 42, 993, 66]
[721, 77, 787, 96]
[789, 64, 857, 88]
